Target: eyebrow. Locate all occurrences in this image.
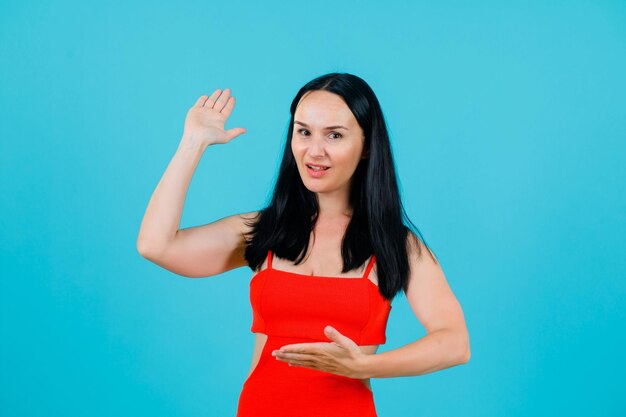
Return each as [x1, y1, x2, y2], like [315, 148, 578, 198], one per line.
[294, 121, 349, 130]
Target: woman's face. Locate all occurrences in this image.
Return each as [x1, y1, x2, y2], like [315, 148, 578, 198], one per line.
[291, 90, 367, 196]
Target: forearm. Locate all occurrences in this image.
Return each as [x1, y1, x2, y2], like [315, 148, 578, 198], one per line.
[361, 329, 470, 378]
[136, 134, 207, 255]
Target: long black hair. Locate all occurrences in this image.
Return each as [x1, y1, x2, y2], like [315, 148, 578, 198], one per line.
[243, 72, 437, 302]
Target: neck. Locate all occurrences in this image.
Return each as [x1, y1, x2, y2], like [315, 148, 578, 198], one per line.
[315, 189, 352, 221]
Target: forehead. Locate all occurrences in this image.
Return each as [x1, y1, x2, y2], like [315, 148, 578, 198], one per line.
[294, 90, 356, 126]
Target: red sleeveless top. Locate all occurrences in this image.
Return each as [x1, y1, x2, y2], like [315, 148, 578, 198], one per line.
[249, 250, 392, 344]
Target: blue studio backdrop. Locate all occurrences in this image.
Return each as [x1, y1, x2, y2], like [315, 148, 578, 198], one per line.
[1, 1, 625, 416]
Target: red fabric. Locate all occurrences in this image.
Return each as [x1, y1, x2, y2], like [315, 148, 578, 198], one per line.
[236, 250, 392, 417]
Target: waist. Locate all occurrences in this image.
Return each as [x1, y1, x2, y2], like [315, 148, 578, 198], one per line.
[244, 334, 375, 393]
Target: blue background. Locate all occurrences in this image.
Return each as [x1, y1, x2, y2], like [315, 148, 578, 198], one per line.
[1, 1, 625, 416]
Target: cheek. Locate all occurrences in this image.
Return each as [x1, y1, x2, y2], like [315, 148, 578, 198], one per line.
[290, 143, 301, 160]
[339, 147, 363, 165]
[291, 140, 304, 154]
[330, 153, 354, 175]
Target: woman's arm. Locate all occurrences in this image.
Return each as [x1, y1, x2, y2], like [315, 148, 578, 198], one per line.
[136, 89, 251, 277]
[136, 132, 207, 257]
[359, 234, 470, 378]
[272, 234, 470, 378]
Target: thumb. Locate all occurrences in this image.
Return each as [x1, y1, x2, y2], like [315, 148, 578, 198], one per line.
[226, 127, 247, 141]
[324, 325, 358, 350]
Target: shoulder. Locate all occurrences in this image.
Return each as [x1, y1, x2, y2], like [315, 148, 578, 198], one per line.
[405, 230, 439, 266]
[230, 210, 261, 235]
[238, 210, 261, 222]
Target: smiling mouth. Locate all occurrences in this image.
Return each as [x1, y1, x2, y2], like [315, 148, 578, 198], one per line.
[306, 165, 330, 171]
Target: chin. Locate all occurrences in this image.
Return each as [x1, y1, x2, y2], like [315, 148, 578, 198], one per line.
[302, 182, 325, 193]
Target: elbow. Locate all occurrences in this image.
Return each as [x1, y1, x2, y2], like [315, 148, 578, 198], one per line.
[136, 239, 153, 258]
[136, 238, 165, 260]
[458, 335, 471, 364]
[453, 330, 471, 365]
[136, 239, 147, 256]
[459, 345, 471, 364]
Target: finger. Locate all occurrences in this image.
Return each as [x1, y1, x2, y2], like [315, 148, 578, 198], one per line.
[288, 360, 321, 370]
[213, 87, 231, 112]
[221, 95, 236, 117]
[278, 343, 324, 354]
[193, 95, 208, 108]
[324, 326, 358, 349]
[279, 354, 318, 365]
[204, 88, 222, 108]
[226, 127, 247, 141]
[276, 352, 319, 361]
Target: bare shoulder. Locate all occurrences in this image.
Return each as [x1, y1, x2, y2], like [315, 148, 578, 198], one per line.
[222, 210, 261, 236]
[406, 230, 439, 266]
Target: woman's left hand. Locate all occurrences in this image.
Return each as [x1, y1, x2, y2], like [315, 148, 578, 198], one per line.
[271, 325, 369, 379]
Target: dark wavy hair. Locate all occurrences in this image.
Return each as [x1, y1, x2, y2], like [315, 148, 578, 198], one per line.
[243, 72, 437, 301]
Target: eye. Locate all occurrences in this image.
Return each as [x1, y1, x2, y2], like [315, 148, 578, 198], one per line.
[297, 128, 310, 136]
[329, 132, 342, 140]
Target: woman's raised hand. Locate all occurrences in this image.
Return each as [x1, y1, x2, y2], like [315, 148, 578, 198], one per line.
[183, 88, 247, 147]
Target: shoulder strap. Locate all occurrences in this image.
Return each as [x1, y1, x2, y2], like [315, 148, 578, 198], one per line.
[362, 255, 376, 279]
[267, 249, 273, 269]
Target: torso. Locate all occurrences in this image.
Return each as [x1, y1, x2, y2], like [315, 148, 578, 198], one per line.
[246, 216, 380, 391]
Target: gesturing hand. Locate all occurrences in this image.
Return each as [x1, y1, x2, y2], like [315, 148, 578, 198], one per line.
[271, 326, 370, 379]
[183, 88, 247, 147]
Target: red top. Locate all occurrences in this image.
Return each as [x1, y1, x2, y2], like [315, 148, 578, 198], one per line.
[250, 250, 392, 344]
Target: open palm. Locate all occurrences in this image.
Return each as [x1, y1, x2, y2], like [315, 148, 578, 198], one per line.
[183, 88, 247, 146]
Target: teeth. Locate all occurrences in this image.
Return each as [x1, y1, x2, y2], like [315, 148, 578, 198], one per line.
[307, 165, 328, 171]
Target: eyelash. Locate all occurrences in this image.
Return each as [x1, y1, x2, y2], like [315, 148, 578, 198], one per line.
[297, 129, 343, 139]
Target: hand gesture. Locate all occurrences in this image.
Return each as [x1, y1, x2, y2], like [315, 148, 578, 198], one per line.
[183, 88, 247, 147]
[271, 326, 370, 379]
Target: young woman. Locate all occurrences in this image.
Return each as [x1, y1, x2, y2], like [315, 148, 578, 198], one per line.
[137, 73, 470, 417]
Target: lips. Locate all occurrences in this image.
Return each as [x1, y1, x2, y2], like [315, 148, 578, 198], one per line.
[306, 164, 329, 178]
[305, 163, 330, 171]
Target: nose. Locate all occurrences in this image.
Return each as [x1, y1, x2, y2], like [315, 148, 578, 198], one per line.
[307, 135, 326, 158]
